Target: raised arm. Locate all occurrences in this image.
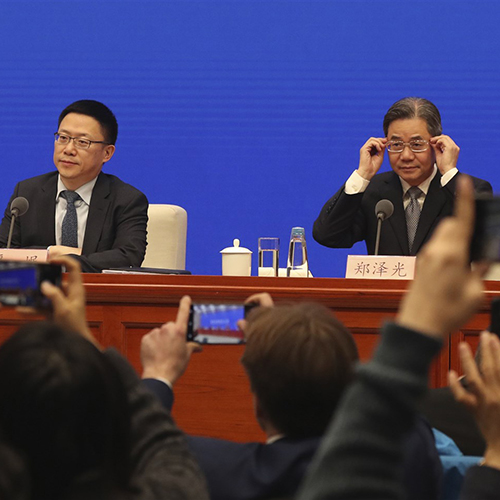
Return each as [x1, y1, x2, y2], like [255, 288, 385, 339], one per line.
[299, 175, 487, 500]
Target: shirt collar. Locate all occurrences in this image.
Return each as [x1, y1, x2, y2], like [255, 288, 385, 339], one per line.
[266, 434, 286, 445]
[399, 164, 437, 197]
[56, 175, 98, 206]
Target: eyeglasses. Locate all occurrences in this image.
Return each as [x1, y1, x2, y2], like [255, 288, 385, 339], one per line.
[386, 139, 429, 153]
[54, 133, 110, 150]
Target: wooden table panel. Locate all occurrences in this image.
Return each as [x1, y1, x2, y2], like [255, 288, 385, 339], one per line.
[0, 274, 498, 441]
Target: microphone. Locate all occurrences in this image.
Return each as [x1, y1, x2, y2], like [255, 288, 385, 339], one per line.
[10, 197, 29, 218]
[374, 199, 394, 256]
[6, 197, 29, 249]
[375, 199, 394, 221]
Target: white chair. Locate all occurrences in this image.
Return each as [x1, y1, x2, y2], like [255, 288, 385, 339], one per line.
[142, 204, 187, 270]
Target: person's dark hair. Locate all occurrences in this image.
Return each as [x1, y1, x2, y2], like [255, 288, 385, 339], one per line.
[58, 100, 118, 144]
[383, 97, 442, 137]
[241, 303, 358, 438]
[0, 322, 131, 499]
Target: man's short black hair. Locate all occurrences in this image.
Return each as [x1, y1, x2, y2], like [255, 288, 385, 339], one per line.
[58, 100, 118, 145]
[383, 97, 443, 137]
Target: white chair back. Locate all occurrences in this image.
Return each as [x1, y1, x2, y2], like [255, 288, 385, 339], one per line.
[142, 204, 187, 270]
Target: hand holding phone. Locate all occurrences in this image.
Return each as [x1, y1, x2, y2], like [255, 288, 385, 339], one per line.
[0, 261, 62, 309]
[39, 256, 100, 346]
[188, 303, 257, 344]
[141, 296, 202, 384]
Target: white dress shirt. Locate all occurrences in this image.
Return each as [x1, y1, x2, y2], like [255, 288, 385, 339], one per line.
[344, 165, 458, 209]
[55, 176, 98, 248]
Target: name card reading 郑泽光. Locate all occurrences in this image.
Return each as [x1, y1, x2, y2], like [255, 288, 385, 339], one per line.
[345, 255, 416, 280]
[0, 248, 48, 263]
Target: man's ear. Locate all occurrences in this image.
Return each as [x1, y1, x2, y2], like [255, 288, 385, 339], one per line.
[102, 144, 116, 163]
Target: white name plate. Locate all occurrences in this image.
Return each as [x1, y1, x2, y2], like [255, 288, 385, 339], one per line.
[0, 248, 48, 263]
[345, 255, 416, 280]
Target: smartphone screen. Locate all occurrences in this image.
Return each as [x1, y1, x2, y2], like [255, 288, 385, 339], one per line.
[471, 197, 500, 261]
[0, 266, 38, 292]
[0, 262, 62, 308]
[188, 303, 247, 344]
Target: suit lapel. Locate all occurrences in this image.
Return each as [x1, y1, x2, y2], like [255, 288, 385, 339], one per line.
[82, 173, 110, 254]
[383, 173, 409, 255]
[40, 175, 57, 244]
[411, 174, 447, 253]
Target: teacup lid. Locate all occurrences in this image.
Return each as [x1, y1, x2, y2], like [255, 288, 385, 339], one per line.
[220, 238, 253, 254]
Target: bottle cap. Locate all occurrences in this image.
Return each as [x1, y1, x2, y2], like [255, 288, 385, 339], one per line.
[290, 227, 305, 238]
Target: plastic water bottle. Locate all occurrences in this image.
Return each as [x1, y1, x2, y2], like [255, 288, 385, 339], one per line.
[287, 227, 309, 277]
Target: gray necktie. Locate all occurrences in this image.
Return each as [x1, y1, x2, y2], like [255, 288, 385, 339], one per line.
[60, 190, 81, 248]
[405, 186, 422, 253]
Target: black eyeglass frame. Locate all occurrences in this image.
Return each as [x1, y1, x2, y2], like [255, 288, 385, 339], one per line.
[54, 132, 111, 150]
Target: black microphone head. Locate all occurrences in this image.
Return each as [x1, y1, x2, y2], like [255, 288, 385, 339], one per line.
[10, 197, 29, 218]
[375, 199, 394, 221]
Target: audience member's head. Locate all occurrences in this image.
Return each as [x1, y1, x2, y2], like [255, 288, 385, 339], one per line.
[383, 96, 443, 137]
[0, 321, 131, 499]
[241, 303, 358, 438]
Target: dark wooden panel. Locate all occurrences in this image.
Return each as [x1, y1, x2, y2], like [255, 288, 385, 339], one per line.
[171, 345, 264, 442]
[0, 274, 498, 442]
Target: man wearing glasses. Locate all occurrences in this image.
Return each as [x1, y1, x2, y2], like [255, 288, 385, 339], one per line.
[0, 100, 148, 272]
[313, 97, 492, 256]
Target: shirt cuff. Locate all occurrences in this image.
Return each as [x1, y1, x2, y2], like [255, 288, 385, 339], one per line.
[146, 376, 173, 390]
[344, 170, 371, 194]
[440, 168, 458, 186]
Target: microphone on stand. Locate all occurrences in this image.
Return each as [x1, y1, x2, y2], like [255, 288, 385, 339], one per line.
[6, 197, 29, 249]
[374, 199, 394, 256]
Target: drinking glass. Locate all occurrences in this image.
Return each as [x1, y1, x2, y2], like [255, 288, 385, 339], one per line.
[258, 237, 280, 277]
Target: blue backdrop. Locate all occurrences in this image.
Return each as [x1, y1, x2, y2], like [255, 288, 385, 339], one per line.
[1, 0, 499, 277]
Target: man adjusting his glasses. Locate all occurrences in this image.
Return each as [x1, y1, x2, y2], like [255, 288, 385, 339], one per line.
[313, 97, 492, 256]
[0, 100, 148, 272]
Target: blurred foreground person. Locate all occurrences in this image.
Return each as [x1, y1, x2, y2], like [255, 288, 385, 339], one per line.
[0, 257, 208, 500]
[298, 175, 488, 500]
[449, 331, 500, 499]
[140, 295, 442, 499]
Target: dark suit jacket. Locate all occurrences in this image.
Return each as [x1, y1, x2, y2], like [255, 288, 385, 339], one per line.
[461, 465, 500, 500]
[142, 378, 442, 500]
[0, 171, 148, 272]
[313, 171, 492, 255]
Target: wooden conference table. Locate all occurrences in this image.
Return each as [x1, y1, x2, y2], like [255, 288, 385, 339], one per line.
[0, 274, 497, 442]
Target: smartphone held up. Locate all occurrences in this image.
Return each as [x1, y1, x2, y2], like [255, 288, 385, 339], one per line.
[187, 302, 256, 344]
[0, 261, 62, 309]
[471, 196, 500, 262]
